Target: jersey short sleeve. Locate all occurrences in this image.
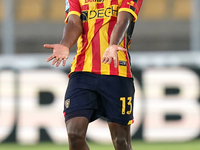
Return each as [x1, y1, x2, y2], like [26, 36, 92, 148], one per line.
[65, 0, 81, 23]
[119, 0, 143, 22]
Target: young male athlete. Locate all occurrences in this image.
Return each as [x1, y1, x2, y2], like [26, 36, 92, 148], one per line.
[44, 0, 143, 149]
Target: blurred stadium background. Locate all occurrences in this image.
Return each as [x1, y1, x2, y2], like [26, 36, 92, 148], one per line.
[0, 0, 200, 148]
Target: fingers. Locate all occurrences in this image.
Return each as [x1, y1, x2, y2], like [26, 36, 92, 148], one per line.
[118, 46, 127, 52]
[102, 45, 121, 67]
[102, 55, 117, 68]
[55, 58, 62, 67]
[45, 43, 69, 67]
[113, 56, 118, 68]
[102, 47, 126, 68]
[52, 58, 59, 66]
[48, 57, 68, 67]
[43, 44, 55, 49]
[46, 55, 56, 62]
[102, 57, 109, 64]
[62, 58, 67, 67]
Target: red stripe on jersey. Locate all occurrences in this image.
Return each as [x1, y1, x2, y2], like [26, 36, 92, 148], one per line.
[82, 4, 89, 10]
[111, 0, 118, 5]
[97, 3, 104, 9]
[74, 22, 89, 72]
[133, 0, 143, 16]
[74, 50, 85, 72]
[108, 16, 118, 76]
[65, 12, 68, 19]
[92, 19, 103, 73]
[136, 0, 143, 15]
[133, 2, 139, 15]
[110, 59, 119, 76]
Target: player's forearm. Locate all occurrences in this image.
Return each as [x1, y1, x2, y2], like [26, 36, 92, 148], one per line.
[60, 20, 82, 49]
[110, 21, 130, 45]
[110, 12, 133, 46]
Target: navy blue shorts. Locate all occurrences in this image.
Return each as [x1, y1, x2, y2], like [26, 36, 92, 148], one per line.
[63, 72, 135, 125]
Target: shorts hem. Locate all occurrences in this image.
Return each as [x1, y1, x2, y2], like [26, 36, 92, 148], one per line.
[107, 118, 134, 125]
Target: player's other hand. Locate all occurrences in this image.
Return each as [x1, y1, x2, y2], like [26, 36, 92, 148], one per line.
[102, 45, 127, 68]
[44, 44, 70, 67]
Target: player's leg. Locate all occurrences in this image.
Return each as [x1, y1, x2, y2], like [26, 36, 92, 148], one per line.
[98, 75, 135, 150]
[63, 72, 100, 149]
[108, 122, 132, 150]
[66, 116, 90, 150]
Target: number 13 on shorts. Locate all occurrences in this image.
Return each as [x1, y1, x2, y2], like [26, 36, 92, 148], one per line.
[120, 97, 132, 115]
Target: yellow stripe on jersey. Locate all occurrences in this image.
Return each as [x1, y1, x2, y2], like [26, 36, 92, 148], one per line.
[99, 1, 113, 75]
[83, 43, 93, 72]
[100, 22, 110, 75]
[118, 0, 123, 7]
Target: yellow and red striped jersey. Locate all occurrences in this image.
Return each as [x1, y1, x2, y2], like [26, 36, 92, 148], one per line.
[65, 0, 143, 78]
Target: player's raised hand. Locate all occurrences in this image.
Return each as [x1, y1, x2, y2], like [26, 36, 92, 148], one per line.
[44, 44, 70, 67]
[102, 45, 127, 68]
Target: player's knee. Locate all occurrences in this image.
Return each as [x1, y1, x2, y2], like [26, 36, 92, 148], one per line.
[113, 137, 129, 148]
[67, 131, 86, 141]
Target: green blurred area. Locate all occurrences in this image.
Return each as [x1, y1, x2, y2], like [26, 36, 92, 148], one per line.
[0, 140, 199, 150]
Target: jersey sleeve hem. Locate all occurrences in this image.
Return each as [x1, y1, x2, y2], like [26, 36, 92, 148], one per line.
[119, 8, 138, 22]
[65, 11, 81, 23]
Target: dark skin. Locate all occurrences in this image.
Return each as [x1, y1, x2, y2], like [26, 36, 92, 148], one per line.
[44, 14, 82, 67]
[44, 11, 133, 150]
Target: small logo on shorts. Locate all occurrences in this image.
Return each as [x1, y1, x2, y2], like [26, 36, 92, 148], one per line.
[119, 61, 127, 66]
[65, 99, 70, 109]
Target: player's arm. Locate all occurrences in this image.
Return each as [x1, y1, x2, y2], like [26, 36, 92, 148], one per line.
[44, 14, 82, 67]
[102, 11, 133, 68]
[110, 11, 133, 46]
[60, 14, 82, 48]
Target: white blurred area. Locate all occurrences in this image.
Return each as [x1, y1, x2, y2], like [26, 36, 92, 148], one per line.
[0, 0, 200, 144]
